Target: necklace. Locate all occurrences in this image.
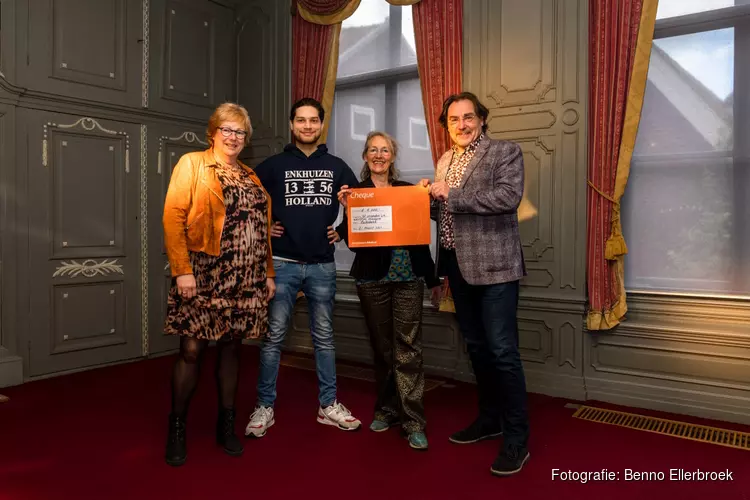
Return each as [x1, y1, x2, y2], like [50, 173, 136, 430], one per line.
[212, 149, 238, 169]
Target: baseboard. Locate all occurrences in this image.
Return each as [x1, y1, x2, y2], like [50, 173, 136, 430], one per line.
[424, 363, 470, 382]
[146, 348, 179, 359]
[24, 355, 144, 384]
[421, 365, 588, 403]
[0, 349, 23, 388]
[524, 368, 587, 402]
[585, 377, 750, 426]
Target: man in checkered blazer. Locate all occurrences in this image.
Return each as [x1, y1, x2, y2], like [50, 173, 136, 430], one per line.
[426, 92, 530, 477]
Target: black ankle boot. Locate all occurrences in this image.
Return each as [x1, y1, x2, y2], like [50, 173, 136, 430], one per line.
[216, 408, 243, 457]
[165, 413, 187, 466]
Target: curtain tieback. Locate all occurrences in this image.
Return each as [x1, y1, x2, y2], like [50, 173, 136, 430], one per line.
[587, 181, 628, 260]
[587, 180, 616, 204]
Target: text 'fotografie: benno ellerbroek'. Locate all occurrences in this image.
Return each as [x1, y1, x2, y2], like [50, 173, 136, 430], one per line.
[551, 469, 734, 483]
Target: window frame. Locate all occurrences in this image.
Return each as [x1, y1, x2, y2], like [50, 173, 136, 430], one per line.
[329, 4, 437, 273]
[626, 2, 750, 299]
[328, 5, 420, 152]
[350, 105, 375, 140]
[408, 117, 430, 150]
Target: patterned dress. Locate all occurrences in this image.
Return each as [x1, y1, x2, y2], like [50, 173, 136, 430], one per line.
[164, 164, 270, 340]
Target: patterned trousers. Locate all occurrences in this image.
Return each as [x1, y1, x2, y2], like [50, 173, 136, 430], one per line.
[356, 280, 426, 433]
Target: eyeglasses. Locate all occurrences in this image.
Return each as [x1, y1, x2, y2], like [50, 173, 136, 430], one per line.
[447, 114, 477, 127]
[367, 147, 392, 156]
[218, 126, 247, 139]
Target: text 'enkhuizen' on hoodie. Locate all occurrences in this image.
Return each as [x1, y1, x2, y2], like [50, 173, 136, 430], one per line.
[254, 144, 358, 264]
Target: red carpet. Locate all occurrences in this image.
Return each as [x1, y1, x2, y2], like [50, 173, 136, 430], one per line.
[1, 345, 748, 500]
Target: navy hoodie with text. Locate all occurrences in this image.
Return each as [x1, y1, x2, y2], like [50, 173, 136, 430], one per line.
[254, 144, 358, 263]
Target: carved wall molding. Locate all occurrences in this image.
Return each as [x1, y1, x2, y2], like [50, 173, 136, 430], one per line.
[518, 294, 586, 312]
[489, 81, 557, 108]
[142, 0, 150, 108]
[606, 325, 750, 351]
[464, 0, 587, 299]
[481, 0, 559, 109]
[515, 136, 555, 263]
[525, 237, 554, 260]
[157, 131, 207, 174]
[52, 259, 124, 278]
[488, 109, 558, 132]
[626, 293, 750, 324]
[558, 322, 577, 368]
[589, 349, 750, 392]
[518, 316, 554, 364]
[140, 124, 149, 356]
[43, 117, 131, 172]
[562, 108, 579, 126]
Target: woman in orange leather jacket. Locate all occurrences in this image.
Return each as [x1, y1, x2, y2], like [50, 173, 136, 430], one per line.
[162, 102, 274, 467]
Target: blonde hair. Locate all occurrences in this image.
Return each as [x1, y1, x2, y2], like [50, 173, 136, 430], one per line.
[360, 131, 400, 183]
[206, 102, 253, 147]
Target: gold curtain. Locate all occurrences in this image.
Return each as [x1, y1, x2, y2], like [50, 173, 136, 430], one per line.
[297, 0, 427, 24]
[586, 0, 659, 330]
[297, 0, 361, 25]
[320, 24, 342, 143]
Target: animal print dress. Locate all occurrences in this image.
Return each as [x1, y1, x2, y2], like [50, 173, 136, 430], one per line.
[164, 163, 270, 341]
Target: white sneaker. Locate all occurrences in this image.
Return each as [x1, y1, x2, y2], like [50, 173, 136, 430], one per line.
[317, 401, 362, 431]
[245, 406, 274, 438]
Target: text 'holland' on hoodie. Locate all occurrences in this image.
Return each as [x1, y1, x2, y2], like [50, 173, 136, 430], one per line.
[254, 143, 359, 264]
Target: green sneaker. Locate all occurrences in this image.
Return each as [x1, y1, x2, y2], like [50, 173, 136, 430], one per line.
[408, 432, 429, 450]
[369, 419, 391, 432]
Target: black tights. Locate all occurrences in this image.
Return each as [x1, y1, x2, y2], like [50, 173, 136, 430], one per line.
[171, 336, 242, 416]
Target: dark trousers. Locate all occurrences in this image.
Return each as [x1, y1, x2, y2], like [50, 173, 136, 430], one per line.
[356, 280, 426, 433]
[444, 250, 530, 448]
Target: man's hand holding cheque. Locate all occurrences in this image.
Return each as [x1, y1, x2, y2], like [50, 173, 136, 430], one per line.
[418, 178, 448, 201]
[428, 180, 450, 201]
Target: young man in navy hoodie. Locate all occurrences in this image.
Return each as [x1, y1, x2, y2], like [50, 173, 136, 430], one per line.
[245, 98, 361, 437]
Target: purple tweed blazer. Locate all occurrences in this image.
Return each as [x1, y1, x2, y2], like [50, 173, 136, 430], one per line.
[436, 135, 527, 285]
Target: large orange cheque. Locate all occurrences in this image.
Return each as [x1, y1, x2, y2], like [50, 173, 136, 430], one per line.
[346, 185, 431, 248]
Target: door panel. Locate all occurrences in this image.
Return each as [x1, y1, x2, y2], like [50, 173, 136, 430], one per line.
[148, 0, 234, 118]
[19, 0, 142, 107]
[147, 126, 207, 355]
[26, 111, 142, 376]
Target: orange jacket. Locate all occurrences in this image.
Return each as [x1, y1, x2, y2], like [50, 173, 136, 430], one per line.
[163, 149, 275, 278]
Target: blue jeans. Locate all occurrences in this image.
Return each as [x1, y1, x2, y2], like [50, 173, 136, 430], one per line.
[444, 250, 530, 449]
[256, 260, 338, 408]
